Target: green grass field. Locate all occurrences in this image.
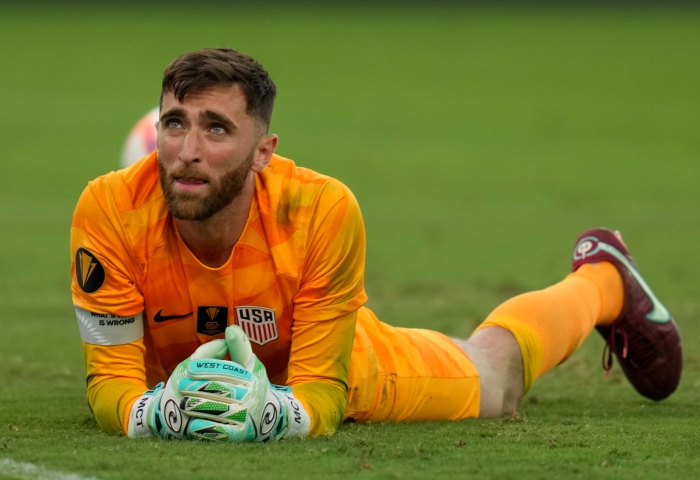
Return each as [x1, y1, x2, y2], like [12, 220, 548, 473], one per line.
[1, 3, 700, 479]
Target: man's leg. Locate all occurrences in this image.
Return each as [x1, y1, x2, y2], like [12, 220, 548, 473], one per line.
[455, 228, 683, 418]
[452, 327, 524, 417]
[454, 261, 623, 418]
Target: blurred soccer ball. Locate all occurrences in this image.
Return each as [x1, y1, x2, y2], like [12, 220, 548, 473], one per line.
[120, 106, 159, 168]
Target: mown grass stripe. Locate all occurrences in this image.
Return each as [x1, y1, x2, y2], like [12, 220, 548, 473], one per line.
[0, 459, 99, 480]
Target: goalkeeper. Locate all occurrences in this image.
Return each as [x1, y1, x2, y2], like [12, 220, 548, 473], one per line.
[71, 48, 682, 441]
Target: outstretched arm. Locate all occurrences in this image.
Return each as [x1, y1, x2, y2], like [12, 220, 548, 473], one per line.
[72, 180, 149, 434]
[83, 341, 147, 433]
[285, 178, 367, 436]
[287, 310, 356, 436]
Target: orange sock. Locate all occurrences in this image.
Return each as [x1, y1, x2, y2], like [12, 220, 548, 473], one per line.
[474, 262, 624, 391]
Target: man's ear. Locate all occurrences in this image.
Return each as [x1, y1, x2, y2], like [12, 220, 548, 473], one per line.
[251, 134, 278, 172]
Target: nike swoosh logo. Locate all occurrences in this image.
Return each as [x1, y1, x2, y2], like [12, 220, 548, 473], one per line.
[599, 243, 672, 323]
[154, 310, 193, 323]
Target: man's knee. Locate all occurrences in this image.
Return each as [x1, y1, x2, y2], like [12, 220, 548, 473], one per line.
[453, 326, 525, 418]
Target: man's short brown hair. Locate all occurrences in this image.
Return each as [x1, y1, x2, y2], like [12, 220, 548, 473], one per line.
[160, 48, 276, 130]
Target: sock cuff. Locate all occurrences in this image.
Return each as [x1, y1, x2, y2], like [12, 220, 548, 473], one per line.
[474, 314, 544, 392]
[571, 262, 624, 325]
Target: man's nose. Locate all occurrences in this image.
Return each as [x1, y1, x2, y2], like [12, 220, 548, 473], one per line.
[179, 129, 202, 163]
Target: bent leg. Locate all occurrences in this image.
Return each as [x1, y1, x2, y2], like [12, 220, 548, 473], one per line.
[346, 309, 481, 423]
[452, 327, 523, 417]
[456, 262, 624, 417]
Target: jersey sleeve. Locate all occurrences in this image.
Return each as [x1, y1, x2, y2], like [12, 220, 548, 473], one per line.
[293, 179, 367, 322]
[71, 179, 144, 318]
[289, 311, 356, 436]
[83, 342, 147, 433]
[71, 180, 148, 433]
[288, 180, 367, 435]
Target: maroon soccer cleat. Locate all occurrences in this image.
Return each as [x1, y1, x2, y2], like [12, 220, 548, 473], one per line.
[572, 228, 682, 401]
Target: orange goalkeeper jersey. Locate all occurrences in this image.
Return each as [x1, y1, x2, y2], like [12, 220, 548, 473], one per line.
[71, 152, 479, 437]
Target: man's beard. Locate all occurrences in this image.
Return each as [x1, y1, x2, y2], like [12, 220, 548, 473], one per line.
[158, 152, 254, 221]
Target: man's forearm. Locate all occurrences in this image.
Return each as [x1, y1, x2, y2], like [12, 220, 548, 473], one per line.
[87, 375, 145, 434]
[292, 380, 348, 436]
[82, 341, 148, 434]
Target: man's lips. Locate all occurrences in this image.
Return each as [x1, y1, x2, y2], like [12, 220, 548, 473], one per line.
[173, 176, 209, 191]
[175, 177, 208, 185]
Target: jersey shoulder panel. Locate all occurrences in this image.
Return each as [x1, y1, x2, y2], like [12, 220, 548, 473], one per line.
[109, 150, 163, 214]
[256, 154, 331, 224]
[254, 155, 361, 280]
[258, 154, 359, 229]
[78, 150, 162, 219]
[93, 151, 169, 252]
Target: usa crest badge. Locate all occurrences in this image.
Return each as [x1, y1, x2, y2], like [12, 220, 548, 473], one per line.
[235, 306, 278, 345]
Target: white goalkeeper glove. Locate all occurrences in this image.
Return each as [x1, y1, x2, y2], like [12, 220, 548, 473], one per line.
[180, 325, 311, 441]
[127, 325, 310, 441]
[127, 339, 228, 439]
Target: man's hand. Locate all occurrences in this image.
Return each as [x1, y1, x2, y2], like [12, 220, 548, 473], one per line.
[127, 340, 229, 439]
[127, 326, 310, 441]
[179, 325, 310, 441]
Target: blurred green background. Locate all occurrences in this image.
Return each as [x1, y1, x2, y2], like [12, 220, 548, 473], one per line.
[1, 2, 699, 479]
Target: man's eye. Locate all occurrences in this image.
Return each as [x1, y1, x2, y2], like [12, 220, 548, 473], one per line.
[211, 124, 226, 134]
[165, 119, 182, 129]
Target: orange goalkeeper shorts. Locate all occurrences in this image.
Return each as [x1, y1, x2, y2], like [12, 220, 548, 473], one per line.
[344, 307, 480, 422]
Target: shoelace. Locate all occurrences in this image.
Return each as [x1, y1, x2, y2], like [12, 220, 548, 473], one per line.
[602, 326, 628, 377]
[602, 322, 659, 376]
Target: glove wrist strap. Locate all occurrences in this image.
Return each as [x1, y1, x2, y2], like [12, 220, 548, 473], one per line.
[277, 391, 311, 438]
[127, 395, 155, 438]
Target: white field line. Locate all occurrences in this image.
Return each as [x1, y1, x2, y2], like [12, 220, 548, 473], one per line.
[0, 458, 99, 480]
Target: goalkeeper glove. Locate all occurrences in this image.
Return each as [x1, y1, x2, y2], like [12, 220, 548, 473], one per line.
[127, 326, 310, 441]
[127, 339, 228, 439]
[179, 325, 311, 441]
